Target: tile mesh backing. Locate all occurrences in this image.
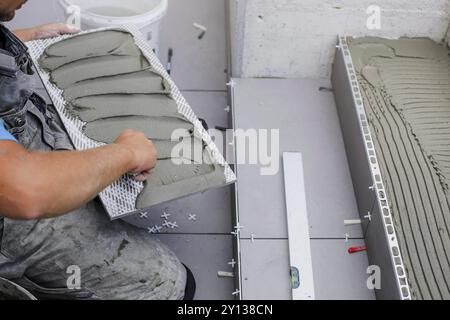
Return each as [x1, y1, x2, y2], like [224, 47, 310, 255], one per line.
[26, 25, 236, 220]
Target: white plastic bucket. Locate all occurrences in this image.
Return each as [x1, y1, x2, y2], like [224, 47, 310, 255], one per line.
[58, 0, 168, 54]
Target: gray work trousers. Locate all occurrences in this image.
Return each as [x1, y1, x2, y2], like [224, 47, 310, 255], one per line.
[0, 202, 186, 300]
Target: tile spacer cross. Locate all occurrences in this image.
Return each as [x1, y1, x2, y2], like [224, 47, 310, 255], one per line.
[140, 211, 149, 219]
[163, 220, 172, 229]
[161, 212, 171, 220]
[228, 259, 237, 268]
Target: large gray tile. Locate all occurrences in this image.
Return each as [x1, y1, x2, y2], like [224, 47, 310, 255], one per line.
[240, 240, 291, 300]
[159, 0, 228, 91]
[240, 239, 375, 300]
[233, 78, 363, 239]
[182, 91, 230, 129]
[123, 187, 232, 234]
[156, 234, 235, 300]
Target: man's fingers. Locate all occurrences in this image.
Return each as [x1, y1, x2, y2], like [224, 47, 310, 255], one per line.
[131, 170, 152, 182]
[33, 23, 80, 40]
[133, 172, 150, 182]
[56, 23, 80, 35]
[133, 174, 148, 182]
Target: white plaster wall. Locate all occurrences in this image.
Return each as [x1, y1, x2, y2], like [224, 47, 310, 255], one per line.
[229, 0, 247, 77]
[231, 0, 450, 79]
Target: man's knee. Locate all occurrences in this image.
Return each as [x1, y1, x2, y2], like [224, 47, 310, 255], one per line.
[86, 256, 187, 300]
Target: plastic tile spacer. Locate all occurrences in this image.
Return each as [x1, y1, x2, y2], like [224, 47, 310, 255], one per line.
[226, 80, 236, 88]
[218, 271, 235, 278]
[140, 211, 149, 219]
[161, 212, 171, 220]
[228, 259, 237, 268]
[344, 219, 362, 226]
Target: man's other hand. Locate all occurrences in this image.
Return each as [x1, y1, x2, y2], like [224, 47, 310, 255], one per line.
[14, 23, 80, 42]
[33, 23, 80, 39]
[114, 130, 158, 182]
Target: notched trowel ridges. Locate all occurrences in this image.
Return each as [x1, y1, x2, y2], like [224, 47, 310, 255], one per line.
[348, 36, 450, 300]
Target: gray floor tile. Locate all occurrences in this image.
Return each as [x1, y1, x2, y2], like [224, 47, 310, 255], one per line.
[240, 240, 291, 300]
[124, 187, 232, 234]
[240, 239, 375, 300]
[156, 234, 236, 300]
[311, 239, 375, 300]
[233, 78, 363, 239]
[182, 91, 230, 130]
[159, 0, 228, 91]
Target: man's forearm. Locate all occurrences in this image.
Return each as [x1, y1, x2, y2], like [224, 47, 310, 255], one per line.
[33, 144, 134, 217]
[2, 143, 135, 219]
[12, 28, 36, 42]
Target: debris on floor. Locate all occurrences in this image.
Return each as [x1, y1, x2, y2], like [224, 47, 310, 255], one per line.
[193, 22, 207, 39]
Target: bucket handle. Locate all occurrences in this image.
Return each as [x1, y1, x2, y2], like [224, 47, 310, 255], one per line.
[57, 0, 81, 12]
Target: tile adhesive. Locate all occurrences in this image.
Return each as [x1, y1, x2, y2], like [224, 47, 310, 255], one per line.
[29, 28, 233, 218]
[348, 37, 450, 299]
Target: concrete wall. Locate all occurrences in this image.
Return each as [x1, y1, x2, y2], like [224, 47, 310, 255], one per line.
[229, 0, 247, 77]
[230, 0, 450, 79]
[7, 0, 450, 78]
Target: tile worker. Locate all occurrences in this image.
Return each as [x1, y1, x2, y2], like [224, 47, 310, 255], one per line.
[0, 0, 192, 300]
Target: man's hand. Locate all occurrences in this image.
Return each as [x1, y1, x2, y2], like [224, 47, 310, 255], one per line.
[114, 130, 158, 182]
[13, 23, 80, 42]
